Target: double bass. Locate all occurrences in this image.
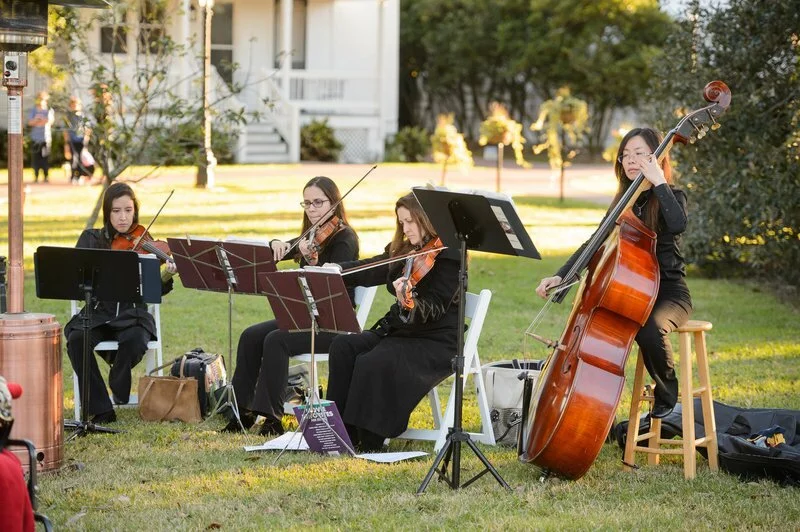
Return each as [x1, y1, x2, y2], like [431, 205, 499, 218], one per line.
[521, 81, 732, 480]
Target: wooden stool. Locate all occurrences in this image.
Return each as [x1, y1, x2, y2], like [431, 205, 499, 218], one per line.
[622, 320, 719, 479]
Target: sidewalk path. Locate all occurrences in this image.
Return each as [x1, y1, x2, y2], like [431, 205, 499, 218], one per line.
[1, 160, 616, 205]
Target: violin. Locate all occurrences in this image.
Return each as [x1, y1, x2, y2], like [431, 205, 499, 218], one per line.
[111, 224, 173, 264]
[399, 237, 443, 309]
[302, 216, 344, 264]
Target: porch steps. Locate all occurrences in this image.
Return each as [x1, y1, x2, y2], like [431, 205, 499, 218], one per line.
[239, 122, 291, 163]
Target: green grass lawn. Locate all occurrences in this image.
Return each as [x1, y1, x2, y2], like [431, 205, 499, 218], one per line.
[4, 166, 799, 529]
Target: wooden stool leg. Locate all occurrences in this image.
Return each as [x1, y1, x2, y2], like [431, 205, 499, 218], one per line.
[623, 351, 647, 471]
[678, 331, 697, 480]
[648, 417, 661, 465]
[695, 331, 719, 472]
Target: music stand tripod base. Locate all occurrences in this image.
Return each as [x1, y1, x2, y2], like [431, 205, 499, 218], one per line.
[411, 187, 540, 493]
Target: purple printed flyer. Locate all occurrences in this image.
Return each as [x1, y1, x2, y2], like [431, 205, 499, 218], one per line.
[292, 400, 354, 455]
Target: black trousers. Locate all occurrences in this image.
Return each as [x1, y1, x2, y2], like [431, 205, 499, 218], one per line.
[30, 141, 49, 180]
[66, 324, 150, 415]
[232, 319, 337, 423]
[635, 278, 693, 409]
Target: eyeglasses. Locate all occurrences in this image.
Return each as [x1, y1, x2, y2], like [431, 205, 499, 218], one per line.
[617, 152, 653, 164]
[300, 198, 330, 209]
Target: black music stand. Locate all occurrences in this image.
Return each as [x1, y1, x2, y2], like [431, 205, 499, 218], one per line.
[258, 268, 360, 458]
[412, 187, 540, 493]
[34, 246, 157, 440]
[167, 237, 276, 428]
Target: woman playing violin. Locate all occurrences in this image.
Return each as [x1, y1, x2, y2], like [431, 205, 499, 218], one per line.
[536, 127, 692, 419]
[224, 176, 359, 436]
[64, 182, 177, 424]
[324, 192, 460, 452]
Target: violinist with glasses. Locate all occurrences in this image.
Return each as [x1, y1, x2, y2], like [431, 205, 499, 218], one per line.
[65, 182, 177, 424]
[223, 176, 359, 436]
[323, 192, 460, 452]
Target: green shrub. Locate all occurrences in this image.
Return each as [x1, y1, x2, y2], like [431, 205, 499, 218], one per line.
[647, 0, 800, 288]
[300, 119, 342, 162]
[384, 126, 430, 162]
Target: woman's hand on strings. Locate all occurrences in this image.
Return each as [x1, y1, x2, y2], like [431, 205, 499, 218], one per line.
[536, 275, 563, 299]
[271, 240, 290, 261]
[631, 154, 666, 187]
[165, 260, 178, 275]
[393, 276, 413, 308]
[298, 237, 318, 265]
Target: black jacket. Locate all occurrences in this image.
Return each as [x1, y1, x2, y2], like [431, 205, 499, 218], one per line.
[557, 184, 688, 282]
[338, 244, 462, 336]
[64, 228, 174, 339]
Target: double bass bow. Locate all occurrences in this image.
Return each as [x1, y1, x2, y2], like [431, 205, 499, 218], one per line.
[520, 81, 731, 480]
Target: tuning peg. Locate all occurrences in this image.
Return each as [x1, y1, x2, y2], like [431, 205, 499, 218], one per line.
[697, 129, 707, 139]
[689, 136, 697, 144]
[711, 123, 721, 130]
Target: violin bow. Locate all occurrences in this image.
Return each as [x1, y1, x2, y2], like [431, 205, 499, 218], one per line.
[285, 165, 378, 257]
[132, 189, 174, 252]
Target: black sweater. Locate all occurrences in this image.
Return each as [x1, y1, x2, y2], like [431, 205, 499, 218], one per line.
[557, 184, 688, 282]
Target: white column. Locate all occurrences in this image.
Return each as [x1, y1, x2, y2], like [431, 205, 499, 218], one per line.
[376, 0, 385, 154]
[179, 0, 190, 99]
[281, 0, 293, 101]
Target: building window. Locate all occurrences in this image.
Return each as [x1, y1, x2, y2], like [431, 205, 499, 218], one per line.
[99, 5, 128, 54]
[139, 0, 166, 54]
[100, 26, 128, 54]
[274, 0, 307, 69]
[211, 2, 234, 89]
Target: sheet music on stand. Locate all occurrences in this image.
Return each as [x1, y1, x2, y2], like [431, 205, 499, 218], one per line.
[166, 236, 277, 431]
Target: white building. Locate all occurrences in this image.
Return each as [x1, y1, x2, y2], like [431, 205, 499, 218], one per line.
[6, 0, 400, 164]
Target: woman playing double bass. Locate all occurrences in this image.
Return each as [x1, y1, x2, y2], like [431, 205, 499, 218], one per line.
[536, 127, 692, 419]
[65, 182, 177, 424]
[223, 176, 359, 436]
[324, 192, 460, 452]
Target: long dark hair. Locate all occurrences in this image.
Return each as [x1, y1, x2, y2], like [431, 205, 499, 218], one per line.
[102, 181, 139, 241]
[299, 176, 350, 234]
[611, 127, 673, 231]
[390, 193, 437, 256]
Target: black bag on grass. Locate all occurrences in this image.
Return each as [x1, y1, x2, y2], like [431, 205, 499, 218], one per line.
[614, 399, 800, 485]
[170, 348, 226, 417]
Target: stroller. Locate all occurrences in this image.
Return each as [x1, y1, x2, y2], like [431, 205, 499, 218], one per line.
[0, 376, 53, 531]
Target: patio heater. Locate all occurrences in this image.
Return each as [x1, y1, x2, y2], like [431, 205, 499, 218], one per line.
[0, 0, 109, 471]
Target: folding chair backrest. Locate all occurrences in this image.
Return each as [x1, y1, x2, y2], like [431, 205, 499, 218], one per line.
[398, 289, 495, 451]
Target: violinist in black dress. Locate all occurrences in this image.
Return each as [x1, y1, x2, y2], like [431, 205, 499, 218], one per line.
[536, 127, 692, 419]
[325, 192, 461, 452]
[224, 176, 359, 435]
[65, 182, 177, 423]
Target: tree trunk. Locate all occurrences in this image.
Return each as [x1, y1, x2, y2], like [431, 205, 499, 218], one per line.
[496, 143, 504, 193]
[440, 160, 448, 186]
[84, 178, 111, 230]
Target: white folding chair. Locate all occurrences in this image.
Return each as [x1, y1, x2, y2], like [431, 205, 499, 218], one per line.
[284, 285, 378, 413]
[398, 288, 495, 452]
[69, 300, 164, 419]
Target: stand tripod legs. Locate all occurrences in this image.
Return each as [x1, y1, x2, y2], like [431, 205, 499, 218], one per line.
[417, 429, 510, 493]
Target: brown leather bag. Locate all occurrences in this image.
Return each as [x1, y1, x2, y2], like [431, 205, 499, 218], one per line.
[138, 358, 201, 423]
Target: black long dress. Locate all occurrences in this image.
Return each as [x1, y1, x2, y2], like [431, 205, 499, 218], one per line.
[64, 228, 174, 415]
[326, 245, 461, 439]
[231, 226, 359, 424]
[556, 184, 692, 410]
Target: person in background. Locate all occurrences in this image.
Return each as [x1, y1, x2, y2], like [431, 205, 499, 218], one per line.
[63, 96, 94, 185]
[26, 91, 54, 184]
